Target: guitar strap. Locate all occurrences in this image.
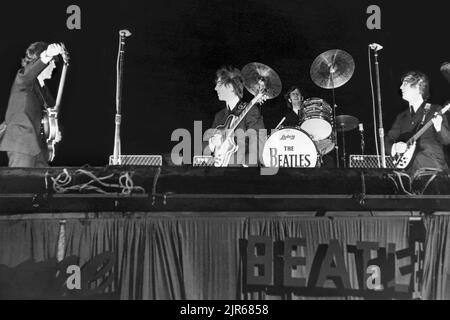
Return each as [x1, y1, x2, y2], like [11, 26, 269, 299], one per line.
[414, 103, 431, 133]
[420, 103, 431, 127]
[35, 82, 49, 109]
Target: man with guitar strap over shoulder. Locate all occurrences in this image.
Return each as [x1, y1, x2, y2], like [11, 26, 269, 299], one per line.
[206, 66, 266, 167]
[386, 71, 450, 175]
[0, 42, 63, 167]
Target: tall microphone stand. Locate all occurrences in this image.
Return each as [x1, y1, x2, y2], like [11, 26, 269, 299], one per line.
[112, 30, 130, 165]
[359, 124, 365, 155]
[373, 48, 386, 168]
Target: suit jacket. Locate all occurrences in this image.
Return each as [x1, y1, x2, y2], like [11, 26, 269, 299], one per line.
[385, 102, 450, 173]
[282, 107, 302, 127]
[205, 101, 266, 166]
[0, 59, 54, 156]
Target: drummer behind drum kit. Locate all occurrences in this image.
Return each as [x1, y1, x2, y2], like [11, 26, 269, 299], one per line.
[244, 49, 361, 168]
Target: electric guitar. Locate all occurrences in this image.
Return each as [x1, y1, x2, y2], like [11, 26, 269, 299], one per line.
[213, 92, 267, 167]
[42, 43, 70, 162]
[393, 102, 450, 169]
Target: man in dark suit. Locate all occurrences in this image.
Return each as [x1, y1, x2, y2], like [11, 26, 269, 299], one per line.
[282, 86, 304, 128]
[207, 66, 266, 166]
[0, 42, 62, 167]
[386, 71, 450, 175]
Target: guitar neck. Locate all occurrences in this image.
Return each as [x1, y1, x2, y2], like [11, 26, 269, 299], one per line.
[407, 103, 450, 145]
[408, 120, 433, 145]
[53, 62, 69, 113]
[228, 95, 261, 133]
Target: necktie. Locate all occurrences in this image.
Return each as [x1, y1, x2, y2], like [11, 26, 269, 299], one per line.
[410, 106, 415, 118]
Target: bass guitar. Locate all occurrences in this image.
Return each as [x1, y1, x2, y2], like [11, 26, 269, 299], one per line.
[42, 43, 70, 162]
[213, 92, 267, 167]
[393, 102, 450, 169]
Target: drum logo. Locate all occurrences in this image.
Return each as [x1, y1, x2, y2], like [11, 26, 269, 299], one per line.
[280, 134, 295, 141]
[269, 147, 312, 167]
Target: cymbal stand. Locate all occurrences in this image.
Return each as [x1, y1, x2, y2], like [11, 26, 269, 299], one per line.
[330, 69, 340, 168]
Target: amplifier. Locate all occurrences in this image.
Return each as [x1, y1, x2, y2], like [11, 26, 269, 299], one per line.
[109, 155, 162, 166]
[192, 155, 215, 167]
[349, 154, 396, 169]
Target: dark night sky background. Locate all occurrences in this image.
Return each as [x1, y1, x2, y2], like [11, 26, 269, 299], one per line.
[0, 0, 449, 166]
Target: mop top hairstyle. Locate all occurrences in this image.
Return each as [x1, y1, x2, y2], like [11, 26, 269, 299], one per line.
[401, 70, 430, 100]
[215, 66, 244, 98]
[21, 42, 49, 67]
[284, 86, 304, 108]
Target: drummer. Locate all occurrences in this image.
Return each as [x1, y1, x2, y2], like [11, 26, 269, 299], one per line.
[283, 86, 305, 127]
[282, 86, 336, 167]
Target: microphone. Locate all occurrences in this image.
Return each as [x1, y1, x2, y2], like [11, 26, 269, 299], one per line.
[119, 29, 132, 37]
[369, 43, 383, 51]
[359, 123, 365, 154]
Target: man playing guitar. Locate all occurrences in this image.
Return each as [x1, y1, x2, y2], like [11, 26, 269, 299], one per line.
[0, 42, 63, 167]
[386, 71, 450, 174]
[207, 66, 266, 167]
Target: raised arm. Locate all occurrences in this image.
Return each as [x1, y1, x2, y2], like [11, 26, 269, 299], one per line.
[17, 43, 62, 85]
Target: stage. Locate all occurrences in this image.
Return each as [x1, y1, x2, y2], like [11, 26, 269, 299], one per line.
[0, 166, 449, 300]
[0, 166, 450, 214]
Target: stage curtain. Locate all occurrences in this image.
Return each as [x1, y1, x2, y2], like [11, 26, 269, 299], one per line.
[0, 214, 410, 299]
[0, 220, 60, 266]
[422, 215, 450, 300]
[0, 220, 61, 299]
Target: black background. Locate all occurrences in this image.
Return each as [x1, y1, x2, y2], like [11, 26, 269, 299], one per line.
[0, 0, 449, 166]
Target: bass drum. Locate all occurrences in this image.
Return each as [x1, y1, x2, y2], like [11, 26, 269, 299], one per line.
[262, 127, 319, 168]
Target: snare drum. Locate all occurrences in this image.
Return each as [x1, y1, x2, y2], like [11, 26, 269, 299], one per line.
[300, 98, 333, 141]
[262, 127, 318, 168]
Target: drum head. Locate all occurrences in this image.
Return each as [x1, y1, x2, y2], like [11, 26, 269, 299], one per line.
[300, 97, 333, 141]
[300, 120, 332, 141]
[262, 128, 318, 167]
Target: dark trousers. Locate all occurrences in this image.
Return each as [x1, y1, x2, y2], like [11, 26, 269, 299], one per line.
[7, 151, 48, 168]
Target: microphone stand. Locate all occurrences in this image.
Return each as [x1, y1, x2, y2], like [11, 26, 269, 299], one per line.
[359, 124, 365, 155]
[112, 32, 128, 165]
[373, 49, 386, 168]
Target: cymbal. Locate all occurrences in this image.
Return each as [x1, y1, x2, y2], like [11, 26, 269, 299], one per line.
[310, 49, 355, 89]
[440, 62, 450, 84]
[242, 62, 282, 99]
[335, 115, 359, 132]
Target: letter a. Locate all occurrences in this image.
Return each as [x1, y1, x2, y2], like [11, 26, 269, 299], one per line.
[66, 5, 81, 30]
[366, 5, 381, 30]
[366, 265, 383, 291]
[66, 265, 81, 290]
[171, 129, 192, 165]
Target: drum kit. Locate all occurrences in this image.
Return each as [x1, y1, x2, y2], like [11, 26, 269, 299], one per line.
[241, 49, 360, 168]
